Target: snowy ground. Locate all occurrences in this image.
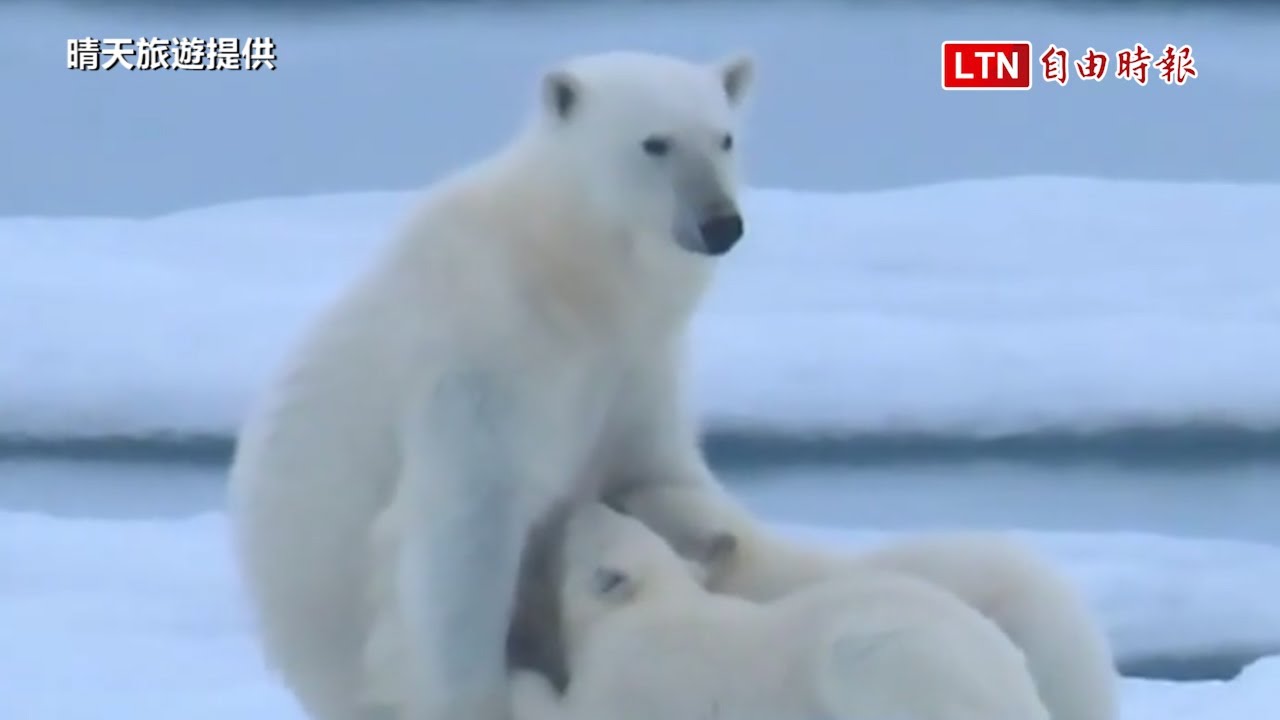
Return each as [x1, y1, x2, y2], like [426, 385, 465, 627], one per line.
[2, 510, 1279, 719]
[3, 176, 1278, 440]
[3, 177, 1278, 717]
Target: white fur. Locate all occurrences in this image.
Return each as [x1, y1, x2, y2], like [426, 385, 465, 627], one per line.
[509, 502, 1051, 720]
[227, 50, 757, 720]
[614, 485, 1120, 720]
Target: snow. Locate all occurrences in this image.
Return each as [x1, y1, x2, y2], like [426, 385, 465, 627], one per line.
[3, 176, 1278, 440]
[2, 509, 1278, 719]
[1124, 657, 1280, 720]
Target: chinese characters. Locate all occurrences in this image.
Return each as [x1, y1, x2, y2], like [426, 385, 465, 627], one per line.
[1039, 43, 1195, 86]
[67, 37, 278, 71]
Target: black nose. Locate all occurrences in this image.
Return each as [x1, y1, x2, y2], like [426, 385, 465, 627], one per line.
[698, 213, 744, 256]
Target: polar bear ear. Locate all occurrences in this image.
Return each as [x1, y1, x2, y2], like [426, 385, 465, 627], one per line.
[692, 530, 738, 569]
[674, 531, 736, 588]
[591, 566, 637, 602]
[542, 69, 582, 121]
[715, 54, 755, 107]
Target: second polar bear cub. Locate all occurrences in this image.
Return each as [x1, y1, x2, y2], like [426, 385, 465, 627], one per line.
[613, 485, 1118, 720]
[509, 501, 1050, 720]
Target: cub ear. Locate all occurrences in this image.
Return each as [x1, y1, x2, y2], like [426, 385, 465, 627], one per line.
[678, 530, 737, 588]
[704, 531, 738, 566]
[690, 530, 738, 568]
[542, 68, 582, 121]
[591, 566, 636, 602]
[715, 53, 755, 106]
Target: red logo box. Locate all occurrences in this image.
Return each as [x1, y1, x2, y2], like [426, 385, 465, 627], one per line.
[941, 41, 1033, 90]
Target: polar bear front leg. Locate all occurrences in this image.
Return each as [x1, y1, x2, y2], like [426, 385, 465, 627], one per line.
[602, 344, 724, 510]
[608, 476, 847, 595]
[394, 378, 545, 720]
[602, 347, 839, 592]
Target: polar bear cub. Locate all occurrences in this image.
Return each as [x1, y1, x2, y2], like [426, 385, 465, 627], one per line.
[508, 501, 1051, 720]
[611, 484, 1119, 720]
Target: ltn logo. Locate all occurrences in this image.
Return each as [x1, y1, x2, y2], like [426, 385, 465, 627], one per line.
[941, 41, 1033, 90]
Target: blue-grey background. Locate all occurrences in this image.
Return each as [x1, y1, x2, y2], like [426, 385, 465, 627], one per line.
[2, 0, 1276, 218]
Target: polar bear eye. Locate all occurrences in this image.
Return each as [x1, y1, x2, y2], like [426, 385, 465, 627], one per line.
[720, 133, 734, 152]
[640, 136, 671, 157]
[591, 567, 633, 599]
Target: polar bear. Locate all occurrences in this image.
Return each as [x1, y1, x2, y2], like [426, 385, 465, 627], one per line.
[508, 501, 1052, 720]
[609, 484, 1119, 720]
[226, 50, 766, 720]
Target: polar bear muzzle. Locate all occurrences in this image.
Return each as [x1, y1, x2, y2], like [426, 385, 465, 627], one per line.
[697, 212, 744, 256]
[670, 146, 746, 256]
[673, 197, 745, 257]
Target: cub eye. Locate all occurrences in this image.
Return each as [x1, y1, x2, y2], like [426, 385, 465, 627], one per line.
[641, 136, 671, 157]
[720, 133, 734, 151]
[592, 567, 628, 596]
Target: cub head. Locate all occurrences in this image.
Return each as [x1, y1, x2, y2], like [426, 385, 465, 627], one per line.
[558, 502, 730, 644]
[507, 498, 733, 689]
[534, 50, 755, 258]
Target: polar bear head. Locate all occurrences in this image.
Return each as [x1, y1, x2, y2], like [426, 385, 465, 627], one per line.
[532, 51, 755, 258]
[556, 501, 728, 649]
[508, 499, 731, 689]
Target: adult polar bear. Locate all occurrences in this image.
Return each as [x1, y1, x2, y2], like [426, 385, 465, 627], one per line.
[228, 50, 761, 720]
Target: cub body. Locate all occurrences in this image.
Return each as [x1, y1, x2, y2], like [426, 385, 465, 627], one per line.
[509, 502, 1051, 720]
[612, 485, 1119, 720]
